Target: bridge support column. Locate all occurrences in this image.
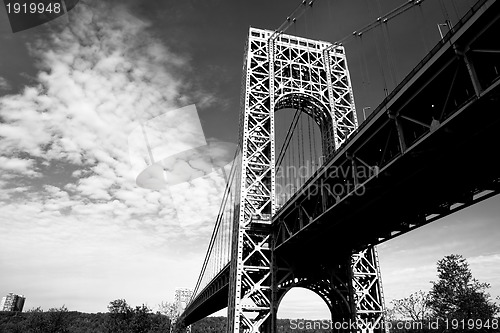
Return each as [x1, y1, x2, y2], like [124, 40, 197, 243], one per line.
[351, 246, 387, 333]
[226, 27, 275, 333]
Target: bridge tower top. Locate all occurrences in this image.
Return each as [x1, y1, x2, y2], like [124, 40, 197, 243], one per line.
[241, 26, 358, 159]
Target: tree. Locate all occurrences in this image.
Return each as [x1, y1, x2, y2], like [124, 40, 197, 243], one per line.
[391, 290, 432, 321]
[24, 307, 46, 333]
[46, 306, 70, 333]
[24, 306, 69, 333]
[105, 299, 172, 333]
[427, 254, 499, 322]
[107, 299, 133, 316]
[106, 299, 133, 333]
[130, 304, 152, 333]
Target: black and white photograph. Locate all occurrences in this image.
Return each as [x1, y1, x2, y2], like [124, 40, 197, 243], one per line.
[0, 0, 499, 332]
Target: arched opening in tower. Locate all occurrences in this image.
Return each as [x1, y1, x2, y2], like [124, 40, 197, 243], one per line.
[274, 93, 333, 209]
[277, 287, 331, 326]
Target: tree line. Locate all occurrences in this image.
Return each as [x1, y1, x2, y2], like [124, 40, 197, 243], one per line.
[0, 254, 498, 332]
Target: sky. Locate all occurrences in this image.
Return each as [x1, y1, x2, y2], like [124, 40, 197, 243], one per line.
[0, 0, 498, 321]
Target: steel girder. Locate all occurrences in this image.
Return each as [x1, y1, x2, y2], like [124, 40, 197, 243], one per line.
[227, 27, 382, 333]
[351, 247, 387, 332]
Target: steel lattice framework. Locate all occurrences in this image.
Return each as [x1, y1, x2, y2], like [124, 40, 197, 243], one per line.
[227, 27, 386, 333]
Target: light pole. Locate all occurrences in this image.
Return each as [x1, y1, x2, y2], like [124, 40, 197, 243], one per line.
[362, 107, 371, 122]
[437, 22, 452, 39]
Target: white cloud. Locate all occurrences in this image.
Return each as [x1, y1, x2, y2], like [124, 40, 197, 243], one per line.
[0, 156, 39, 176]
[469, 253, 500, 265]
[0, 0, 228, 234]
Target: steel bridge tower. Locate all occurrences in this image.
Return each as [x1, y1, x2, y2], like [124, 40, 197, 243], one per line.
[227, 27, 387, 333]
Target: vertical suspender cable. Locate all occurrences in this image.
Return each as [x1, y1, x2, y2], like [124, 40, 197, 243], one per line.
[282, 111, 288, 207]
[374, 30, 389, 97]
[365, 0, 389, 97]
[450, 0, 460, 23]
[223, 209, 227, 265]
[439, 0, 452, 29]
[219, 212, 223, 271]
[307, 112, 314, 175]
[292, 115, 297, 193]
[300, 114, 306, 186]
[220, 219, 224, 270]
[359, 34, 371, 88]
[356, 35, 367, 86]
[297, 113, 303, 188]
[416, 3, 430, 53]
[216, 225, 220, 274]
[279, 114, 282, 207]
[304, 1, 308, 36]
[228, 182, 234, 262]
[296, 113, 301, 189]
[286, 114, 290, 204]
[312, 116, 318, 170]
[382, 22, 398, 88]
[376, 0, 397, 89]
